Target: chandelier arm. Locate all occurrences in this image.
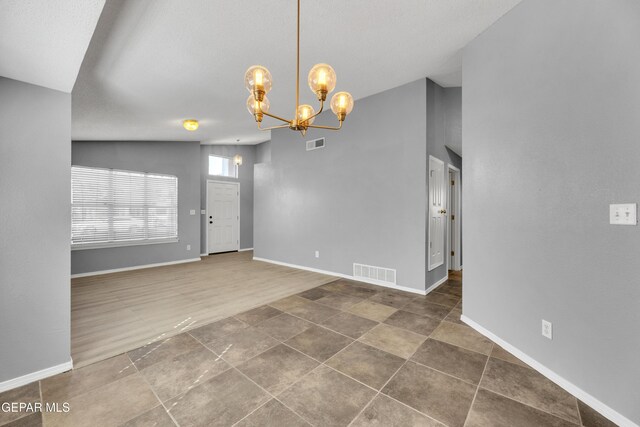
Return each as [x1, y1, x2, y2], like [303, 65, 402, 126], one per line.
[305, 100, 324, 122]
[306, 120, 343, 131]
[257, 122, 291, 131]
[257, 105, 292, 124]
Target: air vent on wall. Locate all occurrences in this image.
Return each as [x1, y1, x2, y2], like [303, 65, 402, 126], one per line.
[306, 137, 325, 151]
[353, 263, 397, 286]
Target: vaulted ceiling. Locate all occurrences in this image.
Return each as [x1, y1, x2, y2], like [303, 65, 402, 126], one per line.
[3, 0, 522, 145]
[0, 0, 105, 92]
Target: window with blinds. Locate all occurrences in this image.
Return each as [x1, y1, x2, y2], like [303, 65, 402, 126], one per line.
[71, 166, 178, 249]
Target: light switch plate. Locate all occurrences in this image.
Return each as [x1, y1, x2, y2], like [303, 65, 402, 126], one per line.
[201, 210, 206, 215]
[190, 209, 196, 215]
[609, 203, 637, 225]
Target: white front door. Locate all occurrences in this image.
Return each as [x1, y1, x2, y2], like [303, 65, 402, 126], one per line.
[207, 181, 239, 254]
[428, 156, 445, 271]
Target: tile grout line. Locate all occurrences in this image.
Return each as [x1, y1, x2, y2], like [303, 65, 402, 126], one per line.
[407, 355, 484, 388]
[430, 320, 493, 355]
[576, 398, 583, 426]
[229, 398, 278, 427]
[230, 363, 319, 427]
[462, 342, 494, 427]
[124, 352, 181, 427]
[344, 319, 455, 427]
[366, 324, 459, 426]
[279, 328, 439, 417]
[472, 385, 583, 426]
[216, 313, 412, 427]
[188, 328, 318, 427]
[265, 310, 367, 342]
[318, 361, 452, 426]
[346, 346, 415, 426]
[37, 353, 178, 427]
[462, 348, 582, 426]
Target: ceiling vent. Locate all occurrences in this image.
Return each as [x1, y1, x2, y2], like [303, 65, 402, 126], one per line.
[353, 263, 396, 286]
[306, 137, 325, 151]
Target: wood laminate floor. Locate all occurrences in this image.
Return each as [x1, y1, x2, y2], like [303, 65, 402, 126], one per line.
[71, 251, 337, 368]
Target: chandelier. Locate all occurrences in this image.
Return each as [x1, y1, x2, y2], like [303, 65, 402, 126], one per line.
[244, 0, 354, 136]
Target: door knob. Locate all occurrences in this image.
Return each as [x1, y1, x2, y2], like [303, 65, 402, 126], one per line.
[439, 209, 447, 214]
[209, 221, 213, 224]
[209, 216, 212, 219]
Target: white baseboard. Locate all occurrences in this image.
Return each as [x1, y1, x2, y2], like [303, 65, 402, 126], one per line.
[71, 258, 201, 278]
[426, 274, 449, 294]
[0, 359, 73, 393]
[253, 256, 427, 295]
[200, 253, 208, 257]
[461, 315, 637, 427]
[238, 247, 254, 252]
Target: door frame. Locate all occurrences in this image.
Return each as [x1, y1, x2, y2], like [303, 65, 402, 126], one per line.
[205, 179, 240, 255]
[447, 164, 461, 271]
[428, 155, 445, 272]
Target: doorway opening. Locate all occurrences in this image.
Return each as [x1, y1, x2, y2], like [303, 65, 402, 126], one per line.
[447, 165, 461, 271]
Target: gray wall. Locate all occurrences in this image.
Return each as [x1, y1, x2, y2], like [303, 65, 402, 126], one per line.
[71, 141, 201, 275]
[444, 87, 462, 154]
[426, 80, 462, 287]
[254, 79, 427, 292]
[463, 0, 640, 423]
[0, 78, 71, 382]
[200, 144, 256, 253]
[256, 140, 271, 164]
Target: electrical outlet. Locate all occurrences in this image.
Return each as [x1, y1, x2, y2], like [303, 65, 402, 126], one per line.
[186, 244, 191, 251]
[201, 210, 206, 215]
[542, 319, 552, 340]
[315, 251, 320, 258]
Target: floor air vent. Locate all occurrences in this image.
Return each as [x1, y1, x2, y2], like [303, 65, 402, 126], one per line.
[306, 137, 325, 151]
[353, 263, 396, 286]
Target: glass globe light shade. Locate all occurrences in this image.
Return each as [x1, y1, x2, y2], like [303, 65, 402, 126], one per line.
[244, 65, 272, 97]
[246, 94, 270, 115]
[330, 91, 354, 119]
[308, 63, 336, 100]
[297, 104, 315, 125]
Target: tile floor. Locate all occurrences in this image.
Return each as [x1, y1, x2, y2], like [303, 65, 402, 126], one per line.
[0, 274, 617, 427]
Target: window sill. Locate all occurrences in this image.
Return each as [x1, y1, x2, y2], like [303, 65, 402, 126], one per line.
[71, 238, 179, 251]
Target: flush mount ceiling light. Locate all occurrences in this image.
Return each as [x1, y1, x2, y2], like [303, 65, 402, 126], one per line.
[182, 119, 199, 131]
[244, 0, 354, 136]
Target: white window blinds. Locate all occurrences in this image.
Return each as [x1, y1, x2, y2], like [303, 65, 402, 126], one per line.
[71, 166, 178, 249]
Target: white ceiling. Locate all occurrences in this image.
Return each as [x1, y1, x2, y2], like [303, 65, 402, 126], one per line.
[0, 0, 105, 93]
[72, 0, 521, 145]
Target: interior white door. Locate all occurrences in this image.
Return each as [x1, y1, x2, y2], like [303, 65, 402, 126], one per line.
[207, 181, 239, 254]
[428, 156, 445, 271]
